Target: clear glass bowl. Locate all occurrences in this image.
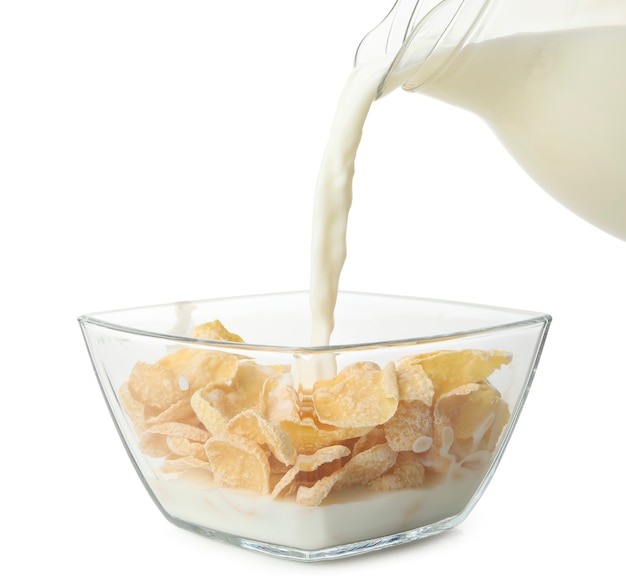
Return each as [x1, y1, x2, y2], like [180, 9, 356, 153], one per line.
[79, 291, 550, 561]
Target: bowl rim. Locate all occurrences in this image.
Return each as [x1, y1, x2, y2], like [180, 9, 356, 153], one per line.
[77, 290, 552, 354]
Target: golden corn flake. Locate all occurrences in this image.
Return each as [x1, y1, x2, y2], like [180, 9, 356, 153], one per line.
[166, 435, 208, 461]
[259, 373, 300, 424]
[383, 400, 433, 453]
[312, 361, 399, 428]
[217, 360, 275, 416]
[193, 320, 244, 343]
[296, 444, 398, 506]
[395, 358, 434, 404]
[268, 455, 291, 477]
[279, 417, 370, 455]
[189, 363, 266, 424]
[158, 348, 239, 390]
[334, 443, 398, 490]
[128, 362, 186, 410]
[147, 397, 196, 426]
[297, 444, 352, 472]
[368, 451, 426, 491]
[352, 426, 386, 456]
[436, 382, 510, 459]
[234, 360, 276, 395]
[205, 434, 271, 495]
[272, 444, 351, 498]
[415, 349, 512, 396]
[190, 387, 229, 435]
[211, 382, 260, 420]
[146, 421, 210, 444]
[227, 409, 296, 465]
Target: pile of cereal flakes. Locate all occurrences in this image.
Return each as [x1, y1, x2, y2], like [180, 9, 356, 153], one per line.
[120, 320, 511, 506]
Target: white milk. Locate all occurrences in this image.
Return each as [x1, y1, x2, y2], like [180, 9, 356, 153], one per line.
[414, 27, 626, 243]
[309, 60, 393, 348]
[149, 465, 486, 550]
[310, 26, 626, 348]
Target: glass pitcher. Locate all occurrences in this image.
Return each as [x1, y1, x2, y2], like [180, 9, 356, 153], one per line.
[356, 0, 626, 241]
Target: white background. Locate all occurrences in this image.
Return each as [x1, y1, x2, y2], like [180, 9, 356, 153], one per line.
[2, 1, 624, 579]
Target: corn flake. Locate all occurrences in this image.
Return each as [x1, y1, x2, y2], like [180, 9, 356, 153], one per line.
[313, 362, 399, 428]
[368, 451, 426, 491]
[259, 373, 300, 424]
[227, 409, 296, 465]
[193, 320, 244, 343]
[166, 435, 208, 461]
[147, 398, 197, 426]
[383, 400, 433, 452]
[205, 434, 271, 495]
[296, 444, 397, 506]
[158, 348, 239, 390]
[128, 362, 186, 410]
[352, 426, 387, 456]
[395, 358, 434, 403]
[436, 382, 510, 459]
[279, 417, 370, 455]
[190, 387, 229, 435]
[272, 444, 351, 498]
[414, 349, 512, 396]
[146, 421, 210, 444]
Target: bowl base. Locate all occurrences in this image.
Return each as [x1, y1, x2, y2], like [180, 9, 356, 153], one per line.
[165, 512, 466, 562]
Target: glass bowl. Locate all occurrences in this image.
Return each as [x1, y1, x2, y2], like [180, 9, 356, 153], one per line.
[79, 291, 550, 561]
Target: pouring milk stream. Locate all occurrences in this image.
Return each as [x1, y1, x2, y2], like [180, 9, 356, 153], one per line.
[306, 0, 626, 375]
